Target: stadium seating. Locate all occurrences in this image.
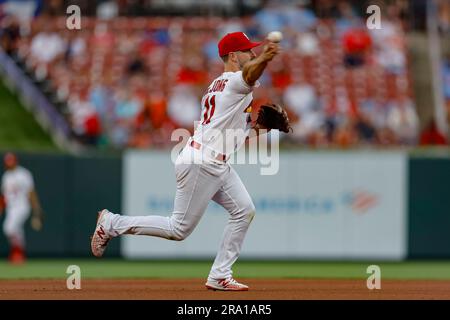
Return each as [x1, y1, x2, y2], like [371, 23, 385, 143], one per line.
[14, 15, 416, 148]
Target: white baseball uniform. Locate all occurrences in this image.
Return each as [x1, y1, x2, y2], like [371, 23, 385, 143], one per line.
[105, 71, 259, 280]
[1, 166, 34, 247]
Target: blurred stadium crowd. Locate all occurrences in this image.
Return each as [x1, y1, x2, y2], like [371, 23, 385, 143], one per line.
[0, 0, 449, 149]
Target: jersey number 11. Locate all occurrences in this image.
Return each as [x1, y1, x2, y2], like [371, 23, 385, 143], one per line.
[202, 95, 216, 125]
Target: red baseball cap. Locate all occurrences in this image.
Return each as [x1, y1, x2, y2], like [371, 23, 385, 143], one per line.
[218, 32, 262, 57]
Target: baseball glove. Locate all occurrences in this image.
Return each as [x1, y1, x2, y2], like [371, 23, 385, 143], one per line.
[255, 103, 292, 133]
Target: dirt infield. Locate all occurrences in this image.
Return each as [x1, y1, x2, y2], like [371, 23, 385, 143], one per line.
[1, 279, 450, 300]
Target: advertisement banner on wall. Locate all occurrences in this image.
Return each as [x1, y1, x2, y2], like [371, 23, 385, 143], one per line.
[122, 151, 407, 260]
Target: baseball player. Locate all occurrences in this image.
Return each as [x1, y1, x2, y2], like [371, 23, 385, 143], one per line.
[0, 152, 43, 264]
[91, 32, 283, 291]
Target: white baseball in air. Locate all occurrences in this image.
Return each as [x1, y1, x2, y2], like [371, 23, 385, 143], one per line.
[267, 31, 283, 43]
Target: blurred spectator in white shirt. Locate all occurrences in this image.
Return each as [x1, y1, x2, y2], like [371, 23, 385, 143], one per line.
[296, 32, 319, 56]
[369, 19, 407, 75]
[386, 95, 419, 145]
[283, 78, 323, 142]
[30, 27, 65, 64]
[167, 84, 201, 130]
[283, 78, 318, 116]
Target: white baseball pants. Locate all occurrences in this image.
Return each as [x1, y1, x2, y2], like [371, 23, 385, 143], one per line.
[106, 146, 256, 280]
[3, 205, 30, 247]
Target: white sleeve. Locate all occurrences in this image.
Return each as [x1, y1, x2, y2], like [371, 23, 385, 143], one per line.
[227, 71, 260, 95]
[24, 170, 35, 192]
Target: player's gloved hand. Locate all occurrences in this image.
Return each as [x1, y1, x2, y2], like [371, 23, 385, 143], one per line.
[254, 103, 292, 133]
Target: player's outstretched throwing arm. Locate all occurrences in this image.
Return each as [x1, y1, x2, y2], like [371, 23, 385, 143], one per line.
[242, 42, 292, 136]
[242, 42, 280, 87]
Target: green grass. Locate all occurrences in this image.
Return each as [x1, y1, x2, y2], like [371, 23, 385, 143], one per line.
[1, 259, 450, 280]
[0, 80, 58, 151]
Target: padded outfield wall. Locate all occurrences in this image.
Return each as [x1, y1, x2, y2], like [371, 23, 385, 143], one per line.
[122, 151, 408, 260]
[0, 151, 448, 259]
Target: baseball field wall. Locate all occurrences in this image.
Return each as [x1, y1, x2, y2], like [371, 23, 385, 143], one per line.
[0, 151, 449, 259]
[408, 157, 450, 259]
[122, 151, 408, 260]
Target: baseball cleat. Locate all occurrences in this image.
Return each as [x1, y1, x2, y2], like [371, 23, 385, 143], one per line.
[205, 278, 249, 291]
[91, 209, 112, 258]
